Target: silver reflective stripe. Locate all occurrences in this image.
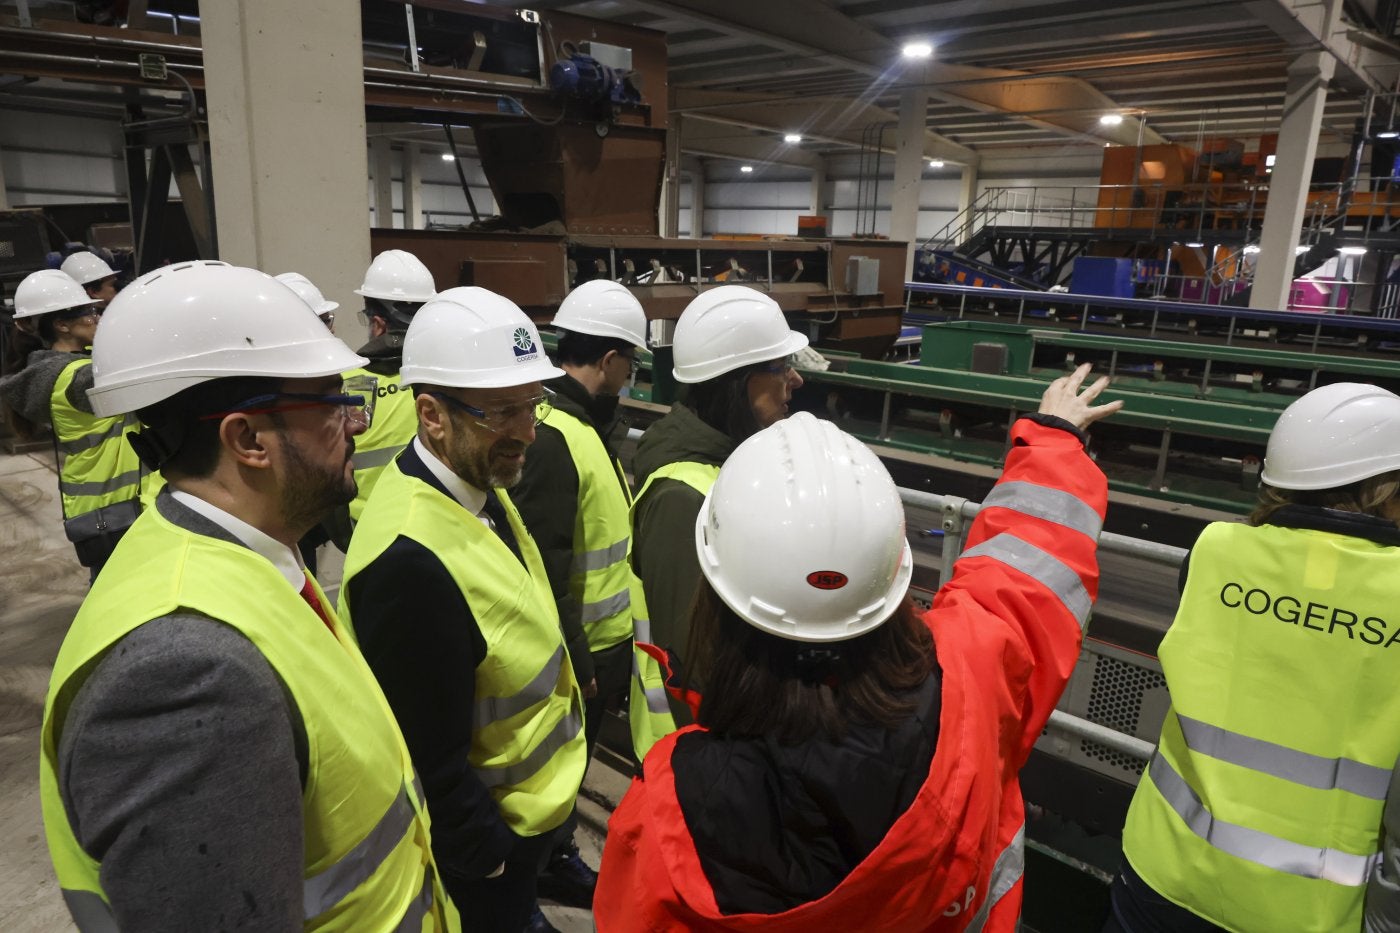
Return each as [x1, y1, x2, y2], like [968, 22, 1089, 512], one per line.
[60, 468, 143, 498]
[572, 536, 630, 574]
[304, 785, 416, 919]
[353, 443, 407, 471]
[393, 867, 434, 933]
[958, 533, 1092, 627]
[965, 823, 1026, 933]
[475, 644, 564, 728]
[1148, 751, 1380, 886]
[60, 418, 129, 455]
[981, 481, 1101, 540]
[62, 889, 117, 932]
[1177, 712, 1390, 800]
[630, 615, 673, 714]
[581, 587, 630, 624]
[475, 710, 582, 789]
[411, 774, 426, 808]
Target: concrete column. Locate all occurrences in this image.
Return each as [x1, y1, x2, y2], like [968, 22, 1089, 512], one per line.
[1250, 50, 1336, 313]
[403, 142, 423, 230]
[890, 88, 929, 280]
[371, 136, 395, 228]
[957, 160, 979, 244]
[202, 0, 371, 349]
[688, 158, 706, 238]
[660, 115, 682, 238]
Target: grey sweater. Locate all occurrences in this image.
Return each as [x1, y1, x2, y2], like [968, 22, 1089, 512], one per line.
[54, 492, 307, 931]
[0, 348, 93, 423]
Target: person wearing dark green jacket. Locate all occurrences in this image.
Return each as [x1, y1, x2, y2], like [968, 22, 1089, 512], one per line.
[630, 285, 807, 725]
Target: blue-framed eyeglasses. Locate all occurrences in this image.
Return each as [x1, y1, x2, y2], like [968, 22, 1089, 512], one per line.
[199, 375, 377, 428]
[431, 387, 555, 431]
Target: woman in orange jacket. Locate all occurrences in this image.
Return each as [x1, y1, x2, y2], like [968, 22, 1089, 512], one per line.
[595, 364, 1121, 932]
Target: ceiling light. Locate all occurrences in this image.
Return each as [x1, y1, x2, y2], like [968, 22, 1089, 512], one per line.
[1379, 131, 1400, 139]
[1295, 246, 1312, 254]
[740, 165, 754, 173]
[927, 159, 944, 168]
[441, 152, 455, 161]
[1243, 245, 1261, 254]
[783, 133, 802, 144]
[901, 41, 933, 59]
[1185, 241, 1205, 248]
[1339, 246, 1368, 255]
[1099, 113, 1124, 126]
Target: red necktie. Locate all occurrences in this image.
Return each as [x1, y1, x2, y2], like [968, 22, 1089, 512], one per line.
[299, 574, 337, 635]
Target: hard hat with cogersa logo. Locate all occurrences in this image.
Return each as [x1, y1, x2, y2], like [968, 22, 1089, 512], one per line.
[400, 286, 565, 390]
[695, 411, 912, 643]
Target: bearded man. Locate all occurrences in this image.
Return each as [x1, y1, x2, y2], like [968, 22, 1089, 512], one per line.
[339, 287, 588, 933]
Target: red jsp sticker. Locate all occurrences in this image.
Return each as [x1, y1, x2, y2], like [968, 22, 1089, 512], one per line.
[806, 570, 848, 590]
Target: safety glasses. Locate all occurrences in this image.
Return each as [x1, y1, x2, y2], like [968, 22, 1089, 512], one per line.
[431, 387, 555, 432]
[199, 375, 378, 428]
[756, 354, 798, 376]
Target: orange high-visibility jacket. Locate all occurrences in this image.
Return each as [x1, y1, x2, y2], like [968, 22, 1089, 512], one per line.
[595, 419, 1106, 933]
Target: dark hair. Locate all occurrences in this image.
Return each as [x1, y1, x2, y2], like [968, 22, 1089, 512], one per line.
[133, 376, 281, 476]
[681, 363, 767, 443]
[683, 583, 935, 745]
[365, 296, 421, 332]
[556, 329, 632, 367]
[1251, 470, 1400, 526]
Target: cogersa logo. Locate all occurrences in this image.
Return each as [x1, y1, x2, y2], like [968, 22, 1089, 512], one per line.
[806, 571, 848, 590]
[512, 326, 539, 361]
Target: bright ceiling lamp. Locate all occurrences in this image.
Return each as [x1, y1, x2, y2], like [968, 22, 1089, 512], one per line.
[784, 133, 803, 143]
[901, 41, 933, 59]
[1339, 246, 1368, 255]
[441, 152, 455, 161]
[927, 159, 944, 168]
[740, 165, 754, 173]
[1099, 113, 1124, 126]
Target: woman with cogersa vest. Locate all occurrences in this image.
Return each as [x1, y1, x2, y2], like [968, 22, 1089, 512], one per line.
[1108, 382, 1400, 933]
[597, 363, 1121, 931]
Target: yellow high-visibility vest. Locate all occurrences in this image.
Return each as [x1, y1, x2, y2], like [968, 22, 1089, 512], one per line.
[341, 459, 587, 836]
[346, 368, 417, 522]
[40, 506, 453, 931]
[1123, 520, 1400, 932]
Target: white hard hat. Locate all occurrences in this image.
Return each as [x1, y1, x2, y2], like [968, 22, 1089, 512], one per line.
[672, 285, 808, 383]
[275, 272, 339, 316]
[13, 269, 100, 319]
[554, 279, 648, 347]
[354, 249, 436, 303]
[1261, 382, 1400, 490]
[400, 286, 566, 390]
[60, 251, 117, 286]
[696, 412, 912, 643]
[87, 261, 367, 418]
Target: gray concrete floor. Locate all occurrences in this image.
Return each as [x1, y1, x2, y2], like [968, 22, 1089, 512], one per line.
[0, 448, 618, 932]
